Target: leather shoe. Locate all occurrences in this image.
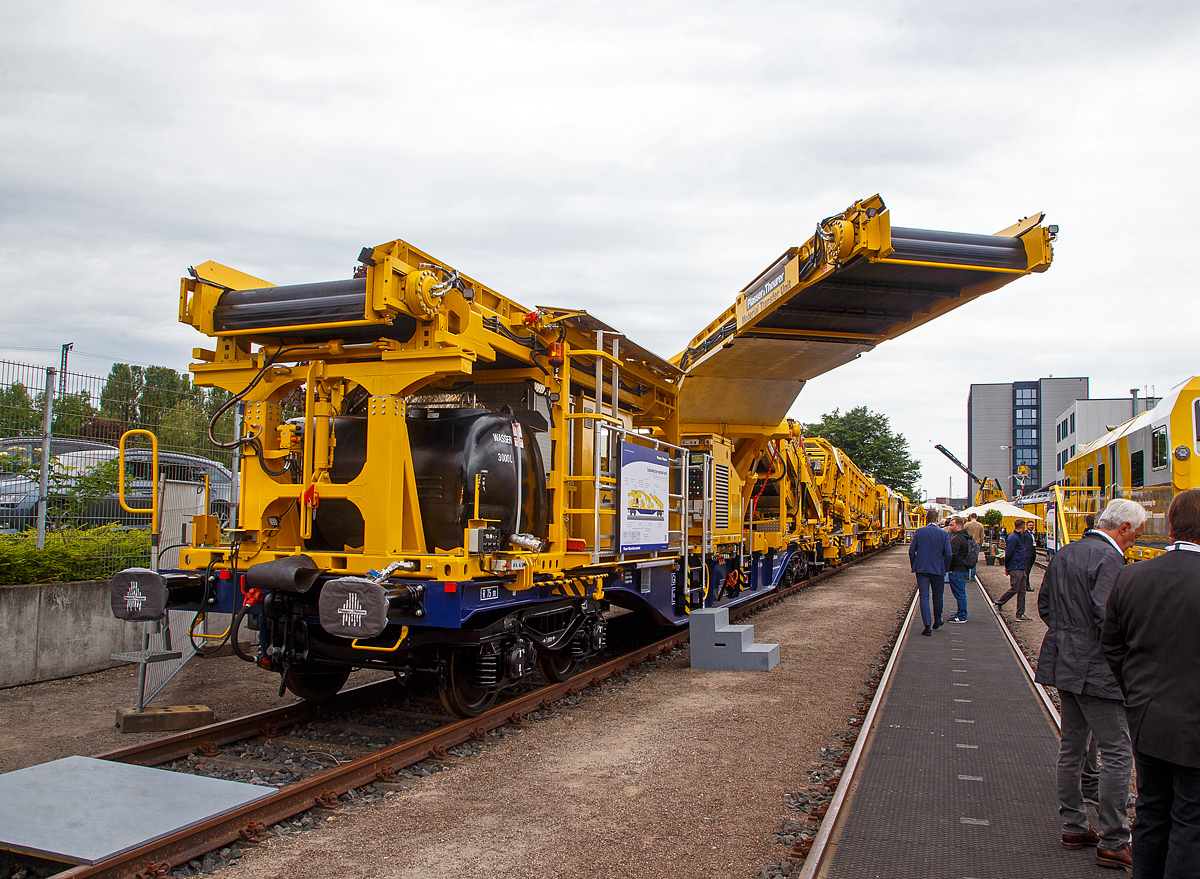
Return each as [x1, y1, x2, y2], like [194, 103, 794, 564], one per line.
[933, 618, 944, 629]
[1061, 827, 1099, 849]
[921, 626, 932, 636]
[1096, 843, 1132, 869]
[1016, 614, 1032, 621]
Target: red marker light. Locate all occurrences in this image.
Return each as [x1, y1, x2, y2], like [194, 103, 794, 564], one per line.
[444, 582, 457, 593]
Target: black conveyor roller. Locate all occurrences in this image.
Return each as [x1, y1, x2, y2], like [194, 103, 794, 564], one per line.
[889, 227, 1027, 271]
[212, 278, 416, 342]
[214, 279, 368, 331]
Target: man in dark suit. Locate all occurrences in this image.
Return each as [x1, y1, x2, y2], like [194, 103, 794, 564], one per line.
[996, 519, 1031, 619]
[1036, 498, 1148, 870]
[909, 509, 951, 636]
[1103, 488, 1200, 878]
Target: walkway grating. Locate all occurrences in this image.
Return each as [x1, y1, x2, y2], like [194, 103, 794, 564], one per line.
[822, 581, 1111, 878]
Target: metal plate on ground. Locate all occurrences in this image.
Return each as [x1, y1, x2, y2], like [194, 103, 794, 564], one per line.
[0, 755, 276, 864]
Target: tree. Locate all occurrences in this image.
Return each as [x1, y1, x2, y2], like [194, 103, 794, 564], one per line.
[156, 395, 232, 465]
[0, 382, 41, 436]
[53, 390, 98, 438]
[99, 364, 144, 426]
[98, 363, 197, 434]
[138, 365, 195, 432]
[803, 406, 921, 500]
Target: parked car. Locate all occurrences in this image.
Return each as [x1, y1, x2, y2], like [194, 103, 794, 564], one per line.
[0, 437, 117, 473]
[0, 444, 233, 533]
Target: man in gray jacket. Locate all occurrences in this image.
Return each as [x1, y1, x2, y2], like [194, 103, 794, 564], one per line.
[1035, 498, 1148, 870]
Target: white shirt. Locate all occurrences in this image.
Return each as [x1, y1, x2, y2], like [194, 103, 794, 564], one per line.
[1166, 540, 1200, 554]
[1092, 529, 1124, 555]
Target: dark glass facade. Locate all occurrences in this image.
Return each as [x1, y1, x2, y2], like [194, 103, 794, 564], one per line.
[1012, 382, 1040, 491]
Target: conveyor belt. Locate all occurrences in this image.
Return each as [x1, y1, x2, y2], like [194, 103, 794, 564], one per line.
[821, 580, 1099, 878]
[677, 205, 1055, 429]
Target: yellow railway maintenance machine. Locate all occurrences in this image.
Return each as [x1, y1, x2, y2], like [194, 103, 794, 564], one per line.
[1048, 376, 1200, 561]
[108, 195, 1055, 715]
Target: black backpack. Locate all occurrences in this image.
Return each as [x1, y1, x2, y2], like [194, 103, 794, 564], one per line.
[964, 536, 981, 569]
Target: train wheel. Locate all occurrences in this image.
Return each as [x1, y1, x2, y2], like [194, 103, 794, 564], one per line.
[536, 649, 580, 684]
[781, 554, 809, 588]
[284, 664, 350, 702]
[439, 647, 499, 718]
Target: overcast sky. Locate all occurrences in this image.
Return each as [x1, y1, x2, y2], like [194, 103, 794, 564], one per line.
[2, 0, 1198, 499]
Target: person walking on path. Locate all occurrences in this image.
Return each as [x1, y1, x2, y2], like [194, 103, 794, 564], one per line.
[1103, 489, 1200, 878]
[996, 519, 1031, 619]
[1022, 520, 1037, 585]
[963, 513, 985, 583]
[909, 508, 951, 636]
[946, 516, 971, 622]
[1036, 498, 1148, 870]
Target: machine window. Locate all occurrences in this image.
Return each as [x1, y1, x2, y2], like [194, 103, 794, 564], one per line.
[1130, 450, 1144, 488]
[1152, 426, 1168, 469]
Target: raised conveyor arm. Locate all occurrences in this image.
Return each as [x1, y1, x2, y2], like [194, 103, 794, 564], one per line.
[675, 195, 1056, 431]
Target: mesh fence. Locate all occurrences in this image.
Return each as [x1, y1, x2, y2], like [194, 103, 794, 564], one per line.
[0, 359, 236, 584]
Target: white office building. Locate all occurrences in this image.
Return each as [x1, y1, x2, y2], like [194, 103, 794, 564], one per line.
[1052, 395, 1160, 481]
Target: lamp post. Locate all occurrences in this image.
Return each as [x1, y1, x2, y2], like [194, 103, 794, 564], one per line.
[999, 445, 1029, 497]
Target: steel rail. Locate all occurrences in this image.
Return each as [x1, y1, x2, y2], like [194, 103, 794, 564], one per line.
[55, 545, 900, 879]
[94, 678, 405, 767]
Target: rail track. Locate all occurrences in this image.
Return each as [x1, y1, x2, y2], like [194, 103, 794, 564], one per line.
[34, 548, 899, 879]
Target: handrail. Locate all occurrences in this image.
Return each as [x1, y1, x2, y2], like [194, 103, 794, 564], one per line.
[118, 429, 159, 539]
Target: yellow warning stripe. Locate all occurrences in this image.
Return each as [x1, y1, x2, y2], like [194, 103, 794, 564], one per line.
[548, 574, 605, 599]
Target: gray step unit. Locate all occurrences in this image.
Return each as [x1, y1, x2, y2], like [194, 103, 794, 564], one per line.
[689, 607, 779, 671]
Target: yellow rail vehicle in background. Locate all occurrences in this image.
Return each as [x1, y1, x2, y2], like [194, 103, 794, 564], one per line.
[109, 196, 1055, 715]
[1052, 376, 1200, 559]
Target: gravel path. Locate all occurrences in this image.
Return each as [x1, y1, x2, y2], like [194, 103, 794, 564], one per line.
[220, 548, 915, 879]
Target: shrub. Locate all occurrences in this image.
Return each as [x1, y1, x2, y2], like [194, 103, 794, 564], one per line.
[0, 525, 150, 586]
[982, 509, 1004, 527]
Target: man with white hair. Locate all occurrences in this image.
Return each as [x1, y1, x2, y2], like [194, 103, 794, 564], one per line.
[1035, 497, 1148, 870]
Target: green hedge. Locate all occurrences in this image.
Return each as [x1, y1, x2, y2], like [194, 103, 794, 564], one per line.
[0, 525, 150, 586]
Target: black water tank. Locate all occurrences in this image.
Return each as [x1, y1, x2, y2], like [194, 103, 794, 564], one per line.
[408, 409, 548, 551]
